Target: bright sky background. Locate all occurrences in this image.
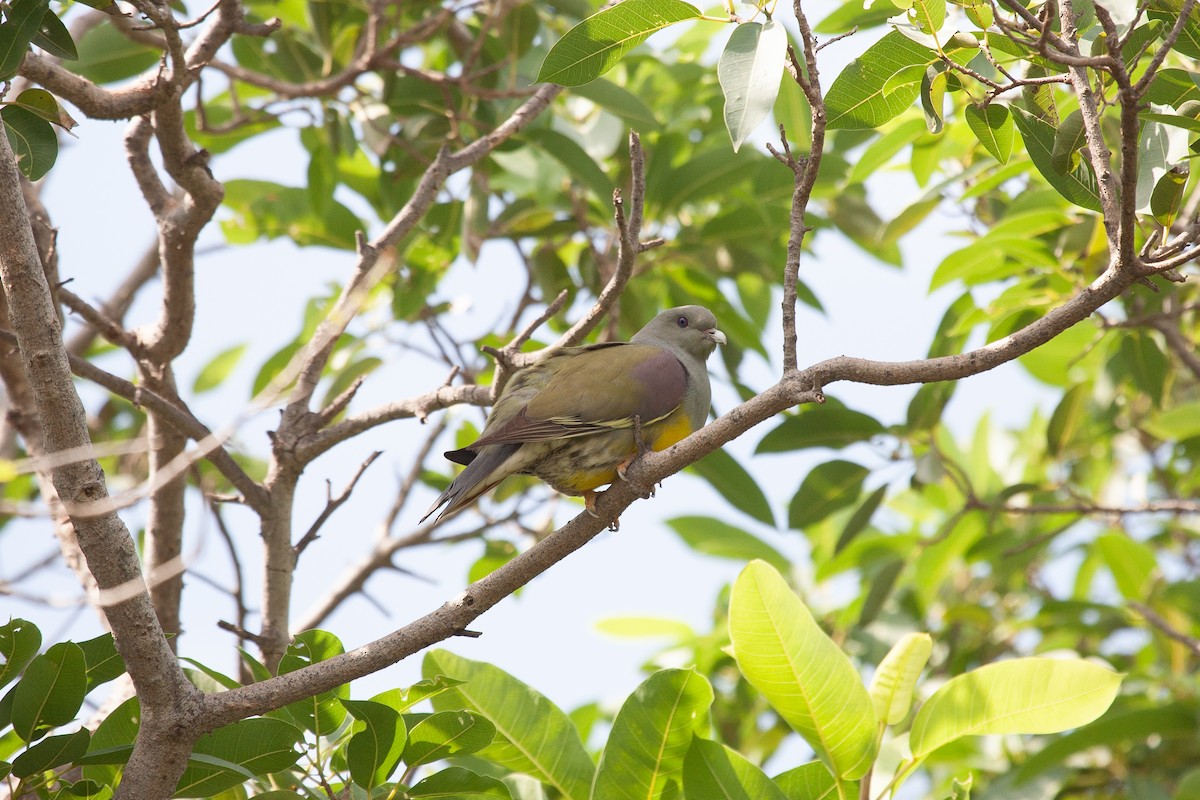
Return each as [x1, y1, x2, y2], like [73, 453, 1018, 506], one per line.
[4, 0, 1068, 778]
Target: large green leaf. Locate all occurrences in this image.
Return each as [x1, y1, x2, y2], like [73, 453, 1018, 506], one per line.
[408, 767, 513, 799]
[1, 105, 57, 181]
[965, 103, 1013, 164]
[1094, 531, 1158, 600]
[174, 718, 304, 798]
[536, 0, 701, 86]
[788, 460, 869, 529]
[423, 650, 594, 800]
[682, 738, 791, 800]
[909, 658, 1123, 758]
[729, 561, 877, 781]
[0, 620, 41, 692]
[12, 642, 86, 741]
[523, 128, 612, 201]
[279, 631, 349, 737]
[0, 0, 49, 80]
[826, 30, 935, 129]
[1011, 106, 1102, 211]
[68, 22, 160, 84]
[687, 447, 775, 526]
[11, 728, 89, 778]
[718, 20, 788, 152]
[592, 669, 713, 800]
[340, 699, 406, 790]
[402, 710, 496, 768]
[667, 516, 790, 573]
[756, 407, 886, 453]
[772, 761, 839, 800]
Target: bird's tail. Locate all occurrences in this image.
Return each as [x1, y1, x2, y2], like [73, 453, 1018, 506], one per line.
[420, 443, 520, 523]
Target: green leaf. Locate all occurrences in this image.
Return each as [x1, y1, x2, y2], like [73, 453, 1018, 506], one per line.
[868, 633, 932, 725]
[909, 658, 1123, 758]
[667, 516, 790, 573]
[772, 761, 839, 800]
[31, 9, 77, 60]
[221, 180, 362, 250]
[757, 407, 886, 453]
[1118, 332, 1170, 408]
[572, 78, 660, 127]
[718, 20, 788, 152]
[1046, 383, 1089, 455]
[1015, 703, 1197, 782]
[1145, 69, 1200, 107]
[592, 669, 713, 800]
[0, 619, 42, 691]
[0, 0, 49, 80]
[12, 728, 89, 778]
[1011, 106, 1102, 211]
[7, 88, 76, 131]
[80, 696, 137, 786]
[193, 344, 248, 394]
[1143, 401, 1200, 441]
[846, 117, 928, 184]
[174, 718, 303, 797]
[68, 23, 160, 84]
[1095, 531, 1158, 600]
[12, 642, 87, 741]
[687, 447, 775, 526]
[788, 460, 869, 529]
[423, 650, 595, 800]
[909, 0, 946, 34]
[729, 561, 877, 781]
[536, 0, 702, 86]
[817, 0, 903, 34]
[682, 738, 791, 800]
[340, 699, 406, 790]
[279, 631, 349, 736]
[403, 710, 496, 768]
[408, 767, 513, 799]
[1051, 109, 1086, 173]
[1150, 164, 1189, 228]
[76, 634, 125, 691]
[835, 485, 886, 554]
[523, 128, 612, 201]
[595, 616, 694, 640]
[1, 106, 57, 181]
[827, 30, 936, 130]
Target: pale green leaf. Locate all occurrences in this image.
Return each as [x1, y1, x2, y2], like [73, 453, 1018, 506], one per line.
[869, 633, 932, 725]
[729, 561, 877, 781]
[682, 738, 792, 800]
[592, 669, 713, 800]
[193, 344, 248, 394]
[910, 658, 1123, 758]
[718, 20, 788, 152]
[1095, 531, 1158, 600]
[423, 650, 594, 800]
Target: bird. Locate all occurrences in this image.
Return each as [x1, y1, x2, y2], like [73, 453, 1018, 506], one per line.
[422, 305, 726, 523]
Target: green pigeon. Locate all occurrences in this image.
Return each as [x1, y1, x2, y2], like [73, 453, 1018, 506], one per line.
[423, 305, 726, 523]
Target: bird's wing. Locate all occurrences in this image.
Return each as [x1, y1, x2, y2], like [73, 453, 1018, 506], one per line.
[466, 344, 688, 448]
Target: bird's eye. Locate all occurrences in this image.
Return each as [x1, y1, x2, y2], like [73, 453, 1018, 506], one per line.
[676, 316, 689, 328]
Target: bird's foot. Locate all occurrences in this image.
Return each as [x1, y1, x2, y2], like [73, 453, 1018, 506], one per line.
[616, 456, 656, 500]
[585, 491, 621, 531]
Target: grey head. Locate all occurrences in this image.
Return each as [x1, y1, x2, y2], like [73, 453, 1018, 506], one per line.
[631, 305, 726, 362]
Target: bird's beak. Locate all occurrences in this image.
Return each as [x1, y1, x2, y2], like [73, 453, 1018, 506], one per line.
[705, 328, 727, 346]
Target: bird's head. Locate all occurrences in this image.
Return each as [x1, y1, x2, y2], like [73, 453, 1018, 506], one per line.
[633, 305, 726, 360]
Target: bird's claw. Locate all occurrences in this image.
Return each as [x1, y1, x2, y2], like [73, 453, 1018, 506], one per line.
[616, 457, 656, 500]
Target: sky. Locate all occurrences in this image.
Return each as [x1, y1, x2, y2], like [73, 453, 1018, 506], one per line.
[2, 0, 1069, 778]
